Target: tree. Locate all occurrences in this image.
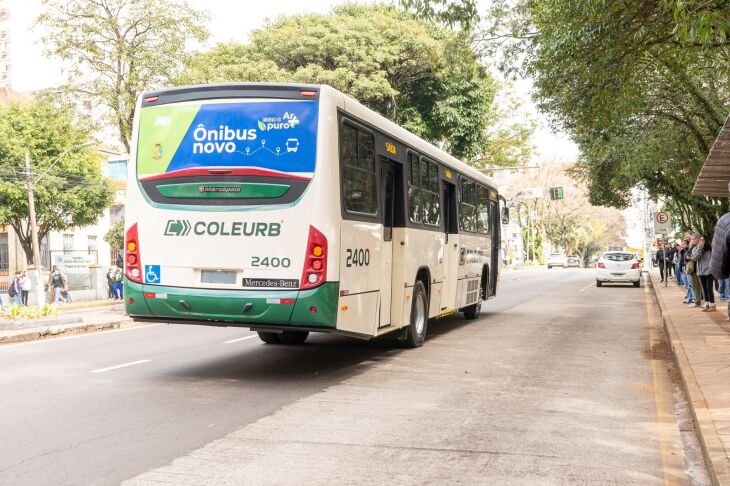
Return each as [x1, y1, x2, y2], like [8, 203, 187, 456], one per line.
[178, 3, 530, 163]
[38, 0, 209, 152]
[104, 219, 124, 250]
[0, 98, 115, 265]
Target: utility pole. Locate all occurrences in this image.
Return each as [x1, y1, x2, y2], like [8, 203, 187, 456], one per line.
[24, 151, 44, 305]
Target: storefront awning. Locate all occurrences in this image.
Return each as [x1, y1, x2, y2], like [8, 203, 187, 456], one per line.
[693, 114, 730, 197]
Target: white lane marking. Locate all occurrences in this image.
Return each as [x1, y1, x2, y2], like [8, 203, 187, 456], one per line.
[579, 282, 595, 292]
[224, 335, 258, 344]
[0, 323, 163, 351]
[90, 359, 151, 374]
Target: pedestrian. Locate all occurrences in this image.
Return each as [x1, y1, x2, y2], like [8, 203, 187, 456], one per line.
[20, 270, 31, 306]
[686, 234, 703, 307]
[655, 246, 666, 282]
[112, 267, 124, 300]
[710, 206, 730, 318]
[7, 271, 21, 306]
[665, 243, 674, 279]
[48, 266, 71, 304]
[674, 243, 682, 285]
[106, 267, 115, 299]
[696, 235, 716, 311]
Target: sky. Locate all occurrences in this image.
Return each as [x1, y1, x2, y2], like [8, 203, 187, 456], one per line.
[4, 0, 579, 164]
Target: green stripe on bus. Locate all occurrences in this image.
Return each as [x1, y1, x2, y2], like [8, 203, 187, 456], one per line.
[157, 182, 290, 199]
[124, 280, 338, 328]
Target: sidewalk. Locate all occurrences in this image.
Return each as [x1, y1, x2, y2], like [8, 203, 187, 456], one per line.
[650, 271, 730, 485]
[0, 300, 133, 345]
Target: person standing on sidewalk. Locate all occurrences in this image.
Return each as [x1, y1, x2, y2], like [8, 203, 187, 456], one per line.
[687, 234, 704, 307]
[710, 209, 730, 317]
[20, 270, 31, 306]
[7, 272, 21, 306]
[696, 236, 716, 311]
[655, 246, 667, 282]
[106, 268, 115, 299]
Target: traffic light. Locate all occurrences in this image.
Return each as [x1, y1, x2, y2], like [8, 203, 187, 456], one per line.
[549, 187, 564, 200]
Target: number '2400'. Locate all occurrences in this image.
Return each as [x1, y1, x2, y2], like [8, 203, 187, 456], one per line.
[346, 248, 370, 267]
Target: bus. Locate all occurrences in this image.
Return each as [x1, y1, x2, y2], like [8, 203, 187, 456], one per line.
[124, 83, 507, 347]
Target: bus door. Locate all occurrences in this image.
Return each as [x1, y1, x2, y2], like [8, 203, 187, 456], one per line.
[379, 160, 395, 327]
[489, 199, 500, 297]
[441, 181, 459, 310]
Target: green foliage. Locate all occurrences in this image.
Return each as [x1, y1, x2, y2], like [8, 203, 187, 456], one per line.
[0, 98, 115, 265]
[7, 303, 58, 320]
[38, 0, 209, 151]
[104, 219, 125, 250]
[399, 0, 480, 30]
[179, 3, 516, 161]
[481, 0, 730, 233]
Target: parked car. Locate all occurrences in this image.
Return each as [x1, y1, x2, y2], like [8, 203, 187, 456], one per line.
[596, 251, 641, 287]
[547, 253, 567, 269]
[566, 255, 580, 268]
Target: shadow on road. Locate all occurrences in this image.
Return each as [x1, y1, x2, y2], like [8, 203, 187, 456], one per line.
[161, 312, 478, 385]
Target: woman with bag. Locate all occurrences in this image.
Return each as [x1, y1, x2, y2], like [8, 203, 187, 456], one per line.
[696, 235, 716, 311]
[687, 234, 704, 308]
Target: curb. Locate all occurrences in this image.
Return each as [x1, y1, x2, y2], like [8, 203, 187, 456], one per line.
[0, 318, 138, 346]
[648, 273, 730, 486]
[0, 316, 82, 331]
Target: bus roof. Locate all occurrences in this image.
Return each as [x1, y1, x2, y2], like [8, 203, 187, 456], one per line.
[141, 83, 498, 190]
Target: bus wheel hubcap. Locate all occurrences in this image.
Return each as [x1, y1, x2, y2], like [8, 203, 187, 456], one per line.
[415, 293, 426, 335]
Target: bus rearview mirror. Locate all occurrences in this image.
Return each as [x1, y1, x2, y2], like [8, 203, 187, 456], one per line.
[501, 207, 509, 225]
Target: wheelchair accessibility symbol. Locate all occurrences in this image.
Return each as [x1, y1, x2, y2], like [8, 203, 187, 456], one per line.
[145, 265, 161, 284]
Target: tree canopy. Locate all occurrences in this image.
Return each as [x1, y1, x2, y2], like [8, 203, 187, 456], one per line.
[406, 0, 730, 232]
[179, 3, 529, 163]
[38, 0, 209, 152]
[0, 98, 114, 265]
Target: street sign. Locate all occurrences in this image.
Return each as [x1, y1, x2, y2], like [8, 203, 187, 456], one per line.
[524, 188, 544, 199]
[653, 211, 672, 235]
[549, 187, 564, 200]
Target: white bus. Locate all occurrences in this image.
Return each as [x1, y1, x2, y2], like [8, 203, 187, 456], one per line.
[124, 83, 507, 347]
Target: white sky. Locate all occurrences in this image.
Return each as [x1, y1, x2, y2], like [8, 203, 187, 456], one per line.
[4, 0, 578, 164]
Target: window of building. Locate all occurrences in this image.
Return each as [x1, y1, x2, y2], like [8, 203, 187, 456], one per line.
[108, 160, 128, 181]
[87, 235, 97, 253]
[0, 232, 8, 275]
[341, 123, 377, 215]
[41, 234, 50, 269]
[63, 234, 74, 252]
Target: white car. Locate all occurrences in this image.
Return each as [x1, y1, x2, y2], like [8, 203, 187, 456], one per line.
[547, 253, 567, 269]
[596, 251, 641, 287]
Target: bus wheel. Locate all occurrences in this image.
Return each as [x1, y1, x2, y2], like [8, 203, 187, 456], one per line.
[405, 281, 428, 348]
[257, 331, 281, 344]
[463, 283, 483, 320]
[279, 331, 309, 345]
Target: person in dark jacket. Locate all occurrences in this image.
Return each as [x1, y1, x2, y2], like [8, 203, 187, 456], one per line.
[696, 236, 715, 311]
[106, 268, 115, 299]
[710, 209, 730, 318]
[655, 247, 667, 282]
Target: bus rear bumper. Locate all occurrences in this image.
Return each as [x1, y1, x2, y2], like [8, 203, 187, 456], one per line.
[124, 280, 338, 328]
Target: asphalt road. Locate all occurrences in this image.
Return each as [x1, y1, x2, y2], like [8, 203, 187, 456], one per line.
[0, 268, 708, 485]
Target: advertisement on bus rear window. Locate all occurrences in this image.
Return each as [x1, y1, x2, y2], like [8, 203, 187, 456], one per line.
[136, 101, 319, 179]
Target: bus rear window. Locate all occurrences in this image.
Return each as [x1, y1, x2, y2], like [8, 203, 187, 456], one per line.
[136, 100, 318, 206]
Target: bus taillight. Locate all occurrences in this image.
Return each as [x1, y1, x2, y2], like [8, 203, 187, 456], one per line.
[125, 223, 143, 283]
[301, 225, 327, 289]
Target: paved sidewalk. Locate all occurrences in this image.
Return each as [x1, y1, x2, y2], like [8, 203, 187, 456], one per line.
[650, 271, 730, 485]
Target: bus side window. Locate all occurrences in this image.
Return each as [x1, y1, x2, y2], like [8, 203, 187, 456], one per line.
[407, 153, 422, 223]
[342, 124, 377, 215]
[477, 185, 490, 235]
[421, 158, 440, 226]
[459, 179, 477, 232]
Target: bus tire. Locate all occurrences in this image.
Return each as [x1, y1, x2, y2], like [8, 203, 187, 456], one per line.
[279, 330, 309, 345]
[463, 282, 483, 320]
[404, 281, 428, 348]
[257, 331, 281, 344]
